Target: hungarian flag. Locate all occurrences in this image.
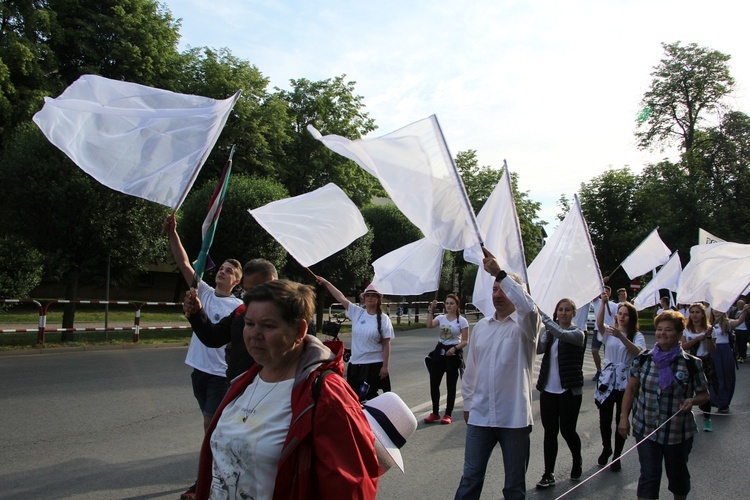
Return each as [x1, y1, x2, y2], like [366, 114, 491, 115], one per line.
[192, 145, 235, 285]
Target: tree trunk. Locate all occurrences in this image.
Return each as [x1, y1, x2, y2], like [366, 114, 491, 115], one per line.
[61, 267, 80, 341]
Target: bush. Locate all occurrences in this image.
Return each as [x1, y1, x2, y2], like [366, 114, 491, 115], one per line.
[0, 235, 44, 300]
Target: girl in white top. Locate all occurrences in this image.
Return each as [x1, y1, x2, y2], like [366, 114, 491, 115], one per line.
[681, 302, 716, 430]
[595, 295, 645, 471]
[424, 294, 470, 425]
[316, 277, 394, 401]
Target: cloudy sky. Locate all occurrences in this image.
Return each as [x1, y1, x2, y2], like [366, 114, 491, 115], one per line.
[163, 0, 750, 226]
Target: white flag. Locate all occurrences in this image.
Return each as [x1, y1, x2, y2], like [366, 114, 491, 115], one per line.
[371, 238, 443, 295]
[249, 184, 367, 268]
[676, 242, 750, 312]
[527, 196, 603, 316]
[633, 252, 682, 311]
[33, 74, 239, 210]
[698, 228, 725, 245]
[463, 165, 527, 318]
[620, 228, 671, 280]
[308, 115, 480, 251]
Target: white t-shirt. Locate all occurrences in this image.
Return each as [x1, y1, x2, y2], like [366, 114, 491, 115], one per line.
[684, 329, 711, 357]
[185, 280, 242, 377]
[435, 314, 469, 346]
[544, 340, 565, 394]
[210, 377, 294, 500]
[713, 322, 730, 345]
[345, 303, 394, 364]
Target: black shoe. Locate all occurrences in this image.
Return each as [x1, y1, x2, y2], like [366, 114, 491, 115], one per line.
[610, 457, 622, 472]
[536, 473, 556, 489]
[571, 461, 582, 481]
[597, 447, 612, 466]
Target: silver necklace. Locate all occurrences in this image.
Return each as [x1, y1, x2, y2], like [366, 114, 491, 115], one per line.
[241, 377, 280, 423]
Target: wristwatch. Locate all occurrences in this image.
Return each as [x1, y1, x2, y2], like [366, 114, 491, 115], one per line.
[495, 270, 507, 282]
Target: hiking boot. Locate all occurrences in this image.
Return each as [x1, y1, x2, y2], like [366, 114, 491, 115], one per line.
[703, 418, 713, 432]
[536, 473, 556, 489]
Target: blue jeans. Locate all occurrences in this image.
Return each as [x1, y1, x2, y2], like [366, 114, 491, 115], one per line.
[455, 425, 531, 500]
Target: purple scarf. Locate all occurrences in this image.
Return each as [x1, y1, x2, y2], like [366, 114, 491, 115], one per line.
[652, 343, 682, 389]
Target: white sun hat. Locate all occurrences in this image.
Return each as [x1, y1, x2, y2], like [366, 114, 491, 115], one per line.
[362, 392, 417, 474]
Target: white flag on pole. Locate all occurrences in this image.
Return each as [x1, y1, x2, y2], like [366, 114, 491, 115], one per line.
[308, 115, 480, 251]
[620, 228, 671, 280]
[463, 164, 527, 318]
[33, 74, 239, 210]
[633, 252, 682, 311]
[371, 238, 443, 295]
[676, 242, 750, 312]
[248, 183, 368, 268]
[527, 195, 603, 317]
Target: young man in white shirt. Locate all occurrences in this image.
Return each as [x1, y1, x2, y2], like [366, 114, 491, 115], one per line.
[455, 249, 542, 500]
[163, 215, 243, 500]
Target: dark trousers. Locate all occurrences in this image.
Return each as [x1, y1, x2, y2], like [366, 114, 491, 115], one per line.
[347, 361, 391, 401]
[736, 329, 749, 359]
[540, 390, 583, 474]
[599, 389, 626, 457]
[429, 353, 461, 416]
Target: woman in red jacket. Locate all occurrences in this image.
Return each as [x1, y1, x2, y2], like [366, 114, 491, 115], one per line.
[196, 280, 380, 499]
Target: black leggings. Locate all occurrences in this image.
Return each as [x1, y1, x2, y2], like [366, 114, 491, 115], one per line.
[540, 390, 583, 474]
[598, 389, 626, 456]
[429, 352, 461, 415]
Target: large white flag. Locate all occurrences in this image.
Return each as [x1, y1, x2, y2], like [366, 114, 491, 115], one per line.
[248, 184, 368, 268]
[633, 251, 682, 311]
[371, 238, 443, 295]
[620, 228, 671, 280]
[527, 195, 603, 316]
[33, 74, 239, 209]
[308, 115, 480, 251]
[676, 242, 750, 312]
[463, 165, 527, 318]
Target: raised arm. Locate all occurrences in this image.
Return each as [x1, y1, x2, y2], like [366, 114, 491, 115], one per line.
[426, 300, 439, 328]
[596, 293, 607, 333]
[729, 303, 750, 328]
[315, 276, 351, 310]
[540, 311, 585, 347]
[163, 214, 196, 285]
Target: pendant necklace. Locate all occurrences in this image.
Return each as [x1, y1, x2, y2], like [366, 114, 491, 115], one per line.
[241, 377, 280, 423]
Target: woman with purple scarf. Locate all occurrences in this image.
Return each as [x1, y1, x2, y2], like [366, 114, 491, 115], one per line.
[618, 310, 709, 500]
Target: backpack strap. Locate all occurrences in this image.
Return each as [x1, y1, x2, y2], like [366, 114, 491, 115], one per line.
[311, 369, 335, 422]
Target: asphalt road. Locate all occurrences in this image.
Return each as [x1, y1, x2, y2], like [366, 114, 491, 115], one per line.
[1, 328, 748, 499]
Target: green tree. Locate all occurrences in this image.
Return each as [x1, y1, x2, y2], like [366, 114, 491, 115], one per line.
[275, 75, 381, 206]
[177, 174, 289, 282]
[175, 47, 291, 183]
[0, 123, 169, 334]
[636, 41, 734, 152]
[578, 167, 643, 275]
[360, 203, 423, 261]
[455, 150, 545, 262]
[0, 235, 44, 300]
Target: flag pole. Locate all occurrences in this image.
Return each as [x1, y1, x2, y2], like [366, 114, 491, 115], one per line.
[172, 90, 242, 212]
[432, 115, 483, 247]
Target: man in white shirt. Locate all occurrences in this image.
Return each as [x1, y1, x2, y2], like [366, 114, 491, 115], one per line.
[455, 250, 542, 500]
[163, 215, 243, 500]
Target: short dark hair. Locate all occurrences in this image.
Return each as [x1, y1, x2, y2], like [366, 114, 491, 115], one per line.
[654, 310, 686, 334]
[243, 258, 278, 279]
[243, 279, 315, 326]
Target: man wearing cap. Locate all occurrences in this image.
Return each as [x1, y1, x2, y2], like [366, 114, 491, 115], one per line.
[455, 249, 542, 500]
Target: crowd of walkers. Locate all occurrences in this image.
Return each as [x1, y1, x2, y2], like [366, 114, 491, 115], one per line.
[163, 214, 748, 500]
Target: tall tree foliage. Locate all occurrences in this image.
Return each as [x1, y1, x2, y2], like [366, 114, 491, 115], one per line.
[636, 41, 734, 152]
[276, 76, 381, 206]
